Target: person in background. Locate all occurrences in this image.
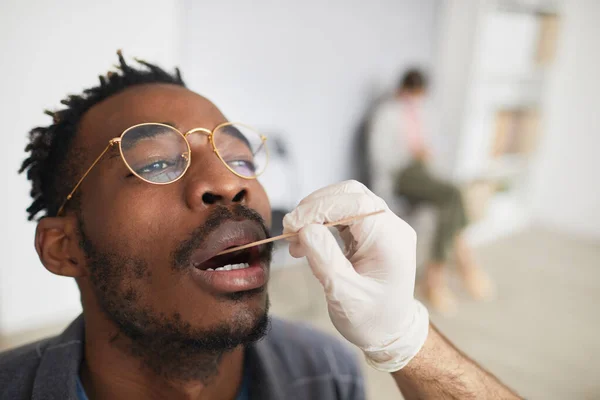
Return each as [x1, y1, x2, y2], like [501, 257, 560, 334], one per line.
[367, 68, 494, 314]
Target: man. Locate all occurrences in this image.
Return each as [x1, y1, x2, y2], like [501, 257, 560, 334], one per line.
[368, 69, 493, 314]
[1, 52, 520, 399]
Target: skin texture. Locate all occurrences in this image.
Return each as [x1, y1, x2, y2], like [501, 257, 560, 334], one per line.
[393, 324, 521, 400]
[34, 83, 273, 399]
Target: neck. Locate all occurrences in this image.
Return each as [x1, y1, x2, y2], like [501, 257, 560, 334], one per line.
[80, 311, 245, 400]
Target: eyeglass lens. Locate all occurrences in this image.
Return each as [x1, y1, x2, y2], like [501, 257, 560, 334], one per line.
[214, 123, 267, 178]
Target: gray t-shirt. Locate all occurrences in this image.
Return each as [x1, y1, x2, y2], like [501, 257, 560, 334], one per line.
[0, 315, 365, 399]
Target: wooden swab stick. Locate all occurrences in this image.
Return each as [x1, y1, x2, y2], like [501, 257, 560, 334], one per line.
[216, 209, 386, 256]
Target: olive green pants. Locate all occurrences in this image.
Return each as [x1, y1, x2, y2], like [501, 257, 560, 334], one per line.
[395, 161, 468, 262]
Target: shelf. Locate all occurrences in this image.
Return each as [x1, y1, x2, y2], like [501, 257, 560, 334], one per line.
[465, 191, 530, 246]
[494, 0, 561, 15]
[479, 70, 547, 85]
[485, 155, 529, 179]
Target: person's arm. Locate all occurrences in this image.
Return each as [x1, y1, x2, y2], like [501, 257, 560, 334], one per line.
[393, 324, 520, 399]
[283, 180, 520, 399]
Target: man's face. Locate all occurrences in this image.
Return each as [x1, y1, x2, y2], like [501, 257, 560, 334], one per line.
[72, 83, 273, 353]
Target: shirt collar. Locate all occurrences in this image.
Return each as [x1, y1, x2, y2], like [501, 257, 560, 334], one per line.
[31, 314, 287, 400]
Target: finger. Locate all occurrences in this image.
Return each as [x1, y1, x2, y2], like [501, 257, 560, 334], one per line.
[296, 180, 375, 207]
[283, 192, 387, 234]
[297, 224, 358, 292]
[288, 241, 307, 258]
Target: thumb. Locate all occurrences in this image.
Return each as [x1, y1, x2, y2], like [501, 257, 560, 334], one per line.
[298, 224, 358, 293]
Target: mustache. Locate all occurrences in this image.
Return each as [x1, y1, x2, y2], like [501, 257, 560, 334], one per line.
[172, 205, 272, 270]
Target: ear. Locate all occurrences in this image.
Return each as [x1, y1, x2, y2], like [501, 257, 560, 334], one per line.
[35, 216, 88, 278]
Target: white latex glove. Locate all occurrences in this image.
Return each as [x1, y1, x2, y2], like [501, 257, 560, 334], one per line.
[283, 180, 429, 372]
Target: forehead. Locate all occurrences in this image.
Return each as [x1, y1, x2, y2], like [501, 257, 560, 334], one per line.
[78, 84, 226, 150]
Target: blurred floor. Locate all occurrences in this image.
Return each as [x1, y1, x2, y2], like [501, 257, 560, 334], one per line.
[269, 227, 600, 400]
[2, 228, 598, 399]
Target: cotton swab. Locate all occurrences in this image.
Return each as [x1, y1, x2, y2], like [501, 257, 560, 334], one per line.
[216, 209, 385, 256]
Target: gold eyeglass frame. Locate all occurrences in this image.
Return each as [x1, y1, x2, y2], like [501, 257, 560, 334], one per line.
[57, 121, 269, 216]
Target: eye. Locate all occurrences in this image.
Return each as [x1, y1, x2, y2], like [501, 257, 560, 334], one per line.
[131, 159, 180, 182]
[137, 160, 173, 174]
[227, 160, 257, 176]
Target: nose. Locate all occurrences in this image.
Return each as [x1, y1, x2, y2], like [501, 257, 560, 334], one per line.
[184, 151, 249, 210]
[201, 189, 247, 205]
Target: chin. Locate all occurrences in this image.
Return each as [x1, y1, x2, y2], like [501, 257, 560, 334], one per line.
[225, 288, 269, 321]
[193, 288, 269, 331]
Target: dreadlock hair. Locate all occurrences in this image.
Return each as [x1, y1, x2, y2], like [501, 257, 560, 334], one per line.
[19, 50, 186, 221]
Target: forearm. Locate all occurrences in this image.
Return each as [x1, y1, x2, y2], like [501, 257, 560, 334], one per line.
[392, 324, 521, 400]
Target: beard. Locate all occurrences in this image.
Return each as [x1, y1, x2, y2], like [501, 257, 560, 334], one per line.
[78, 205, 273, 382]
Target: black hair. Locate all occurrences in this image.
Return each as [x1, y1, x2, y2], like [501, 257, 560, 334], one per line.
[398, 68, 427, 92]
[19, 50, 186, 221]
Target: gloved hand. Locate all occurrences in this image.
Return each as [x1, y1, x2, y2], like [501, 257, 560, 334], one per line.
[283, 180, 429, 372]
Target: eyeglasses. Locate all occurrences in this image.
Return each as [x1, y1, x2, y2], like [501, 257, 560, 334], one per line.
[57, 122, 269, 216]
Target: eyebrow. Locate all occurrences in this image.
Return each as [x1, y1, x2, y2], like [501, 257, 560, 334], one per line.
[161, 121, 179, 129]
[219, 125, 252, 148]
[101, 121, 179, 162]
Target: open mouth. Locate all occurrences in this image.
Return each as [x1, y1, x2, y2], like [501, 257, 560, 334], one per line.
[193, 246, 261, 272]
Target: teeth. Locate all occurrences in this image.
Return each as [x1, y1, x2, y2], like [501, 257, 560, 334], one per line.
[208, 263, 250, 272]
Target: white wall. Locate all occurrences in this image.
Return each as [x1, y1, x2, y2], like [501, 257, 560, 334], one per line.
[528, 1, 600, 239]
[0, 0, 181, 334]
[179, 0, 439, 199]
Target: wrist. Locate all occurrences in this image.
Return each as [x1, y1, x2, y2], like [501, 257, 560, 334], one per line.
[363, 300, 430, 372]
